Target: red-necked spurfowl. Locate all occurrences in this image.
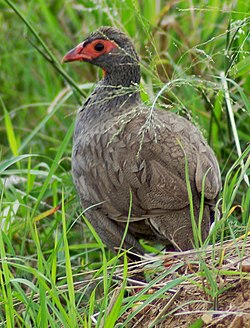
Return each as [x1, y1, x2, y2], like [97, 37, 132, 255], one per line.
[62, 27, 221, 257]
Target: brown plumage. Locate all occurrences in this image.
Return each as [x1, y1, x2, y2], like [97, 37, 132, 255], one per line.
[62, 27, 221, 256]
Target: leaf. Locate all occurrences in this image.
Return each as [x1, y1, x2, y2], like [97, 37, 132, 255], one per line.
[0, 154, 38, 175]
[1, 98, 19, 157]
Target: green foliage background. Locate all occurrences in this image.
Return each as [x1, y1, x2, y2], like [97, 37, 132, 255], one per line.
[0, 0, 249, 327]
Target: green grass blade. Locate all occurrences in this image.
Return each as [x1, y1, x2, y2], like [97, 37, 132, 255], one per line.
[61, 189, 77, 326]
[1, 98, 19, 157]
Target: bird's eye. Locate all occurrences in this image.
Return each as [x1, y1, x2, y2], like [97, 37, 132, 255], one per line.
[94, 43, 105, 52]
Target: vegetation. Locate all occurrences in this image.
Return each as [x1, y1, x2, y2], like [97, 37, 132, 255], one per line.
[0, 0, 249, 327]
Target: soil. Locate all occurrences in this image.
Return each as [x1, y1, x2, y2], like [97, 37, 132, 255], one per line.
[119, 239, 250, 328]
[129, 280, 250, 328]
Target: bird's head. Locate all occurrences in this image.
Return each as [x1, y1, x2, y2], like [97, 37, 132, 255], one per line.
[62, 27, 140, 79]
[62, 27, 140, 83]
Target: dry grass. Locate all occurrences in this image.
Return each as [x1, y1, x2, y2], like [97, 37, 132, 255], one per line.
[104, 237, 250, 327]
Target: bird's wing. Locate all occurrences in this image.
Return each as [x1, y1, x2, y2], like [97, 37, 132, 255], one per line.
[195, 142, 221, 200]
[118, 109, 221, 211]
[73, 108, 221, 221]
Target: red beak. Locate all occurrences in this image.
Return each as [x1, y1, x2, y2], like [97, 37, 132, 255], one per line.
[62, 42, 91, 63]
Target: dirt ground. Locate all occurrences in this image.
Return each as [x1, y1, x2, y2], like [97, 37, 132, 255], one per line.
[129, 280, 250, 328]
[120, 239, 250, 327]
[141, 281, 250, 328]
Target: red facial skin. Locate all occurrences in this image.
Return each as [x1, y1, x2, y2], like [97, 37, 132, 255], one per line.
[62, 39, 117, 63]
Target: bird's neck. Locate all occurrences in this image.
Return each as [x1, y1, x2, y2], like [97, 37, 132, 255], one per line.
[103, 63, 141, 87]
[97, 63, 141, 106]
[75, 74, 140, 132]
[91, 80, 141, 115]
[75, 63, 141, 133]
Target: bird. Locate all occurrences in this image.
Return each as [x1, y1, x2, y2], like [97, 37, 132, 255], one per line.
[62, 26, 221, 257]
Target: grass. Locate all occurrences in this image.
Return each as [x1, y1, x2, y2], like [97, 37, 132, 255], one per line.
[0, 0, 250, 327]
